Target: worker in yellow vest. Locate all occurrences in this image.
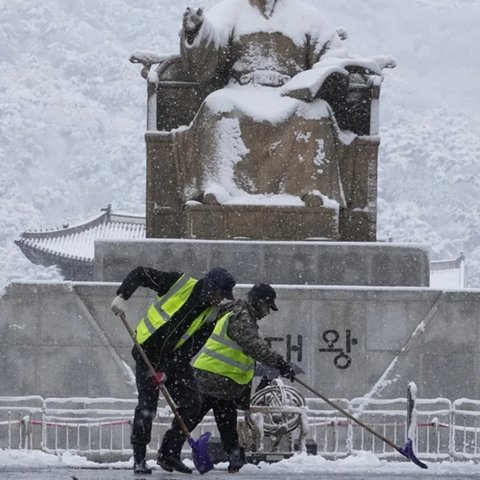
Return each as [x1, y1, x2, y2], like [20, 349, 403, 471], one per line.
[190, 283, 297, 473]
[111, 266, 235, 475]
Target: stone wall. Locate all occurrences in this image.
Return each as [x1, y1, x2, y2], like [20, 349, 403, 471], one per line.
[1, 281, 478, 401]
[93, 239, 430, 287]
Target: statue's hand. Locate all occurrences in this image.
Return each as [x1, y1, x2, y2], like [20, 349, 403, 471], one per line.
[183, 7, 204, 34]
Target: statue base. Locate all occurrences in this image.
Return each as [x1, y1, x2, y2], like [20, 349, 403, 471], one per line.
[184, 204, 338, 241]
[94, 238, 429, 287]
[148, 204, 376, 242]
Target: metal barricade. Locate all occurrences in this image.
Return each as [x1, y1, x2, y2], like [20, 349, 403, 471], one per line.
[2, 395, 480, 462]
[0, 396, 44, 450]
[451, 398, 480, 460]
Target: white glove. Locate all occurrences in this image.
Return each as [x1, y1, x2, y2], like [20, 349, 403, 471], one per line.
[111, 295, 127, 316]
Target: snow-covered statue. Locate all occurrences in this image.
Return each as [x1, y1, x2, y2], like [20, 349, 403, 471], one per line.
[132, 0, 394, 240]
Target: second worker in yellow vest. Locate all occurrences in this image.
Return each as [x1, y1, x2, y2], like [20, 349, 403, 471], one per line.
[190, 283, 297, 473]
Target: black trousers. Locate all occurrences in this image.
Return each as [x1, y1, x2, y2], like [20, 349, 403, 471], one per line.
[131, 361, 201, 459]
[187, 393, 240, 455]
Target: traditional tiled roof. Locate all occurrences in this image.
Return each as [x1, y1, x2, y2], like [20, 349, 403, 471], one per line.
[15, 206, 146, 279]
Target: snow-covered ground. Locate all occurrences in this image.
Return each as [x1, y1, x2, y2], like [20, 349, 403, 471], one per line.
[1, 450, 480, 479]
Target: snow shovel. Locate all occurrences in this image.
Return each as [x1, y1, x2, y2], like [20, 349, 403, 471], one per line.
[293, 377, 428, 469]
[118, 312, 214, 474]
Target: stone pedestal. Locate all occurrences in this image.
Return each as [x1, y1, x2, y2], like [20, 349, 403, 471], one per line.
[3, 281, 480, 400]
[94, 239, 430, 287]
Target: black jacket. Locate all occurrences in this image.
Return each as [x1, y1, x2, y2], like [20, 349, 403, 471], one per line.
[117, 266, 218, 370]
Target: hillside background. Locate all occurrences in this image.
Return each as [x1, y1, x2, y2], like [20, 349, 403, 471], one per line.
[1, 0, 479, 288]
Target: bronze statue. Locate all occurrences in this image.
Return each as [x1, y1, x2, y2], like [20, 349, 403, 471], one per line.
[132, 0, 395, 240]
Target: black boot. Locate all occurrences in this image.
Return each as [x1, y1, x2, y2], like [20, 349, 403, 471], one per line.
[134, 459, 152, 475]
[158, 430, 193, 474]
[133, 444, 152, 475]
[157, 454, 192, 474]
[227, 447, 246, 473]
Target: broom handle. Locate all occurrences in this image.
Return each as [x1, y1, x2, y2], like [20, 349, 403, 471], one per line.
[119, 313, 192, 439]
[294, 377, 402, 453]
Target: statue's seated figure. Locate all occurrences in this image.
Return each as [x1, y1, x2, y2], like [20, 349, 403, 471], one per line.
[132, 0, 394, 240]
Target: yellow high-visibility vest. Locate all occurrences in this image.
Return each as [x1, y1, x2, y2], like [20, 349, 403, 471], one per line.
[135, 274, 218, 349]
[193, 311, 255, 385]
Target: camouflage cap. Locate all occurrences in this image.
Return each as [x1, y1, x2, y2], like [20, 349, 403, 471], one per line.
[249, 283, 278, 311]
